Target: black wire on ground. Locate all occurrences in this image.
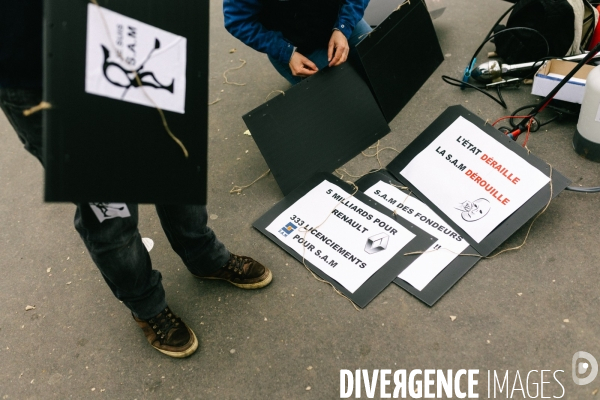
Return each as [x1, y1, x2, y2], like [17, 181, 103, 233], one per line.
[465, 27, 550, 77]
[442, 7, 600, 193]
[441, 75, 508, 108]
[458, 27, 549, 95]
[464, 4, 515, 69]
[509, 41, 600, 139]
[445, 14, 550, 108]
[508, 104, 561, 130]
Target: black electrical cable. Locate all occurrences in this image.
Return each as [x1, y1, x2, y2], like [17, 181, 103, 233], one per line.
[502, 54, 595, 131]
[524, 56, 558, 79]
[442, 7, 600, 194]
[464, 4, 515, 73]
[441, 75, 508, 108]
[496, 84, 507, 108]
[443, 26, 550, 109]
[530, 43, 600, 115]
[522, 53, 600, 81]
[518, 55, 586, 85]
[446, 11, 550, 108]
[485, 5, 515, 39]
[468, 27, 550, 75]
[509, 41, 600, 139]
[508, 104, 560, 130]
[460, 26, 550, 89]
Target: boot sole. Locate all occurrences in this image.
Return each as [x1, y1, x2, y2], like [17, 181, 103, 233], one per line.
[155, 328, 198, 358]
[194, 269, 273, 289]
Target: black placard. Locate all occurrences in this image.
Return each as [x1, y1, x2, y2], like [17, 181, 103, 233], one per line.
[44, 0, 208, 203]
[386, 105, 571, 256]
[356, 0, 444, 123]
[253, 173, 436, 308]
[355, 170, 481, 306]
[242, 64, 390, 196]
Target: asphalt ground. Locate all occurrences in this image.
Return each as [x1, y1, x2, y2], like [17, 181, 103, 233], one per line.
[2, 0, 600, 398]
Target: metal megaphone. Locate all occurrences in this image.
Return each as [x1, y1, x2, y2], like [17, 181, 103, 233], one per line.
[471, 52, 600, 83]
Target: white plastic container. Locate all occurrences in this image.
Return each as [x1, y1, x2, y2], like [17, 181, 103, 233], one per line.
[573, 65, 600, 161]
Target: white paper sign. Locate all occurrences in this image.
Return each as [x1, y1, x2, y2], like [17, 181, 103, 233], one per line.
[401, 116, 550, 243]
[89, 202, 131, 223]
[85, 4, 187, 114]
[364, 181, 470, 291]
[266, 181, 416, 293]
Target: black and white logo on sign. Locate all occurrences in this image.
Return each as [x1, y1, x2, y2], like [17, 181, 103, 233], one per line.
[456, 198, 491, 222]
[85, 4, 187, 114]
[101, 39, 174, 97]
[364, 233, 389, 254]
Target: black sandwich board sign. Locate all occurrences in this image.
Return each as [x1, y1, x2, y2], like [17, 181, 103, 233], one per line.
[386, 105, 571, 256]
[355, 170, 481, 306]
[253, 173, 436, 308]
[44, 0, 208, 203]
[243, 64, 390, 196]
[356, 0, 444, 123]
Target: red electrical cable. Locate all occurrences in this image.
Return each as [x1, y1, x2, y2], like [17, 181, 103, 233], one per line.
[492, 115, 534, 147]
[508, 42, 600, 140]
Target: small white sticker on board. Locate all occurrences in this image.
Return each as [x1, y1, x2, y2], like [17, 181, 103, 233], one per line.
[90, 203, 131, 223]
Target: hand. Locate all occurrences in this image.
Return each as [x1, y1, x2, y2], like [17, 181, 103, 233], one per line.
[328, 30, 350, 67]
[288, 52, 319, 77]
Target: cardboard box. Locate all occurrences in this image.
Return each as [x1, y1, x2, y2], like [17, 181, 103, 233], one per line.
[531, 59, 595, 104]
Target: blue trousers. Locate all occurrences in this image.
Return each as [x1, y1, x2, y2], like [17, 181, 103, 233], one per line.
[268, 19, 373, 85]
[0, 87, 230, 320]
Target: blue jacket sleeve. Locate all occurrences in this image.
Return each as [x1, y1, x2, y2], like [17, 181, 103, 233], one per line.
[334, 0, 370, 39]
[223, 0, 295, 64]
[223, 0, 370, 63]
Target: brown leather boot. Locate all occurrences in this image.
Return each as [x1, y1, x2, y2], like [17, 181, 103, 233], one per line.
[193, 253, 272, 289]
[133, 307, 198, 358]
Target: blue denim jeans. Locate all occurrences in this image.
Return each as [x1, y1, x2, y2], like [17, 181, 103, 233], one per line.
[268, 19, 373, 85]
[0, 87, 230, 320]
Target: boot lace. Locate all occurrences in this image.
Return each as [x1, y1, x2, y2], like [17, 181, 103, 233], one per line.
[148, 308, 180, 341]
[226, 254, 248, 275]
